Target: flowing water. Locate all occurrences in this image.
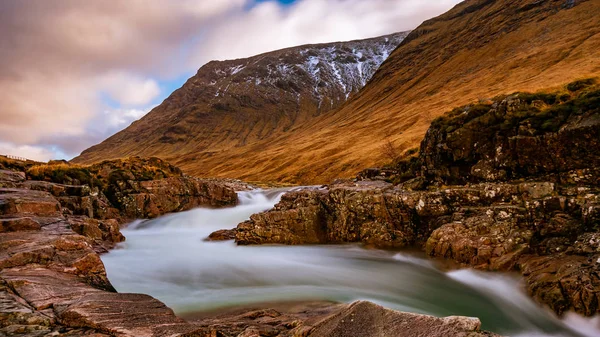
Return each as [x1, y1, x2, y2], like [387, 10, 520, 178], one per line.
[101, 189, 600, 337]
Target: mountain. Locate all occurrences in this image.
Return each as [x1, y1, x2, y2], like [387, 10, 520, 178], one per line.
[73, 32, 409, 172]
[76, 0, 600, 184]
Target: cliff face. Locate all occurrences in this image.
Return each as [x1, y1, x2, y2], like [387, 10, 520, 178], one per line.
[232, 80, 600, 317]
[77, 0, 599, 184]
[73, 33, 408, 177]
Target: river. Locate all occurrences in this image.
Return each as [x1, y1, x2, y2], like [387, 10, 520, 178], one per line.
[101, 189, 600, 337]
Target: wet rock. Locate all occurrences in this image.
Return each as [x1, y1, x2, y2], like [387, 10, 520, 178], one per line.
[206, 229, 237, 241]
[426, 206, 531, 270]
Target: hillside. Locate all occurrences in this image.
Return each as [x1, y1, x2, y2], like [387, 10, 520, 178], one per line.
[73, 33, 408, 171]
[76, 0, 600, 184]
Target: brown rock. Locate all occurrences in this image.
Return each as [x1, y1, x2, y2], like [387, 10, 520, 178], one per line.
[0, 188, 61, 217]
[0, 218, 41, 232]
[519, 254, 600, 316]
[206, 229, 237, 241]
[57, 293, 196, 337]
[308, 301, 498, 337]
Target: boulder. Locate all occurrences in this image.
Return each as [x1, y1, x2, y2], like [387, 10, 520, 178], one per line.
[307, 301, 498, 337]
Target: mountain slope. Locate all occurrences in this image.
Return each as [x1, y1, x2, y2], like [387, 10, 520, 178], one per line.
[77, 0, 600, 184]
[74, 32, 408, 168]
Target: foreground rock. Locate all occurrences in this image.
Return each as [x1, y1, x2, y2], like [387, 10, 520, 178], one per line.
[308, 301, 498, 337]
[0, 194, 200, 336]
[0, 158, 241, 335]
[185, 301, 497, 337]
[232, 81, 600, 317]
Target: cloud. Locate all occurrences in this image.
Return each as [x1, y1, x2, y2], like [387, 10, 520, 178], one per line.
[98, 72, 161, 106]
[190, 0, 462, 66]
[0, 0, 461, 160]
[0, 142, 55, 162]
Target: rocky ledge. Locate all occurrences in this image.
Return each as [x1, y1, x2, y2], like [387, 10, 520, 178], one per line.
[230, 79, 600, 317]
[0, 157, 498, 336]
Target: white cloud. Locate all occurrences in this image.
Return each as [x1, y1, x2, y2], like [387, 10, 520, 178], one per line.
[98, 72, 161, 106]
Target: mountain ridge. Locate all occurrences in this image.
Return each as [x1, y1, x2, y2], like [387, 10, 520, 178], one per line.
[74, 32, 409, 167]
[75, 0, 600, 184]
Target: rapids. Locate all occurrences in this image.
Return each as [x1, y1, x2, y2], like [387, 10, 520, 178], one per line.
[101, 189, 600, 337]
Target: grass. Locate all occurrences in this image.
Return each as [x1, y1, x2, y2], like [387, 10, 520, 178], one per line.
[25, 157, 182, 187]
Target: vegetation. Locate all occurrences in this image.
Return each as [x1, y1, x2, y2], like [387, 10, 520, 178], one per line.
[0, 156, 36, 172]
[431, 78, 599, 136]
[25, 157, 182, 187]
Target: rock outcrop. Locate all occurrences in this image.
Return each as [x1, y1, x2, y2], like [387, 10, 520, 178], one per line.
[0, 158, 241, 335]
[23, 157, 239, 222]
[232, 80, 600, 317]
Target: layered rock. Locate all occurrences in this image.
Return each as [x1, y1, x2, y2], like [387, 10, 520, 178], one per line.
[21, 157, 239, 222]
[232, 81, 600, 316]
[0, 159, 241, 335]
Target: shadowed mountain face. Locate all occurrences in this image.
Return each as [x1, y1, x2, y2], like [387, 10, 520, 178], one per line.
[76, 0, 600, 184]
[73, 33, 409, 171]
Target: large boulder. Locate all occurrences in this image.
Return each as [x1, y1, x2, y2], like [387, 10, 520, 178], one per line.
[308, 301, 498, 337]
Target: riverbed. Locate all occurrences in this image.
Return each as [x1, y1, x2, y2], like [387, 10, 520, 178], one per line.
[101, 189, 600, 337]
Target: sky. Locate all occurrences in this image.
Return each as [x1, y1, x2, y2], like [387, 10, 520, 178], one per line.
[0, 0, 462, 161]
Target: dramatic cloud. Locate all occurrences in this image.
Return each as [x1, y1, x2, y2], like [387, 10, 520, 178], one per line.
[192, 0, 463, 65]
[0, 0, 462, 160]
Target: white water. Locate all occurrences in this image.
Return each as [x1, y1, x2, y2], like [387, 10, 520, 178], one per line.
[102, 189, 600, 337]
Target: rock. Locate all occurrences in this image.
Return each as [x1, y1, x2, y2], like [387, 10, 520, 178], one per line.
[426, 206, 531, 270]
[0, 170, 26, 186]
[571, 232, 600, 255]
[307, 301, 498, 337]
[0, 157, 256, 336]
[206, 229, 237, 241]
[519, 254, 600, 316]
[68, 217, 125, 247]
[0, 188, 61, 217]
[0, 218, 41, 233]
[57, 293, 195, 337]
[107, 176, 238, 220]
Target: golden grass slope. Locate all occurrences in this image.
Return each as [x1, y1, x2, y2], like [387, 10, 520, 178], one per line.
[76, 0, 600, 185]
